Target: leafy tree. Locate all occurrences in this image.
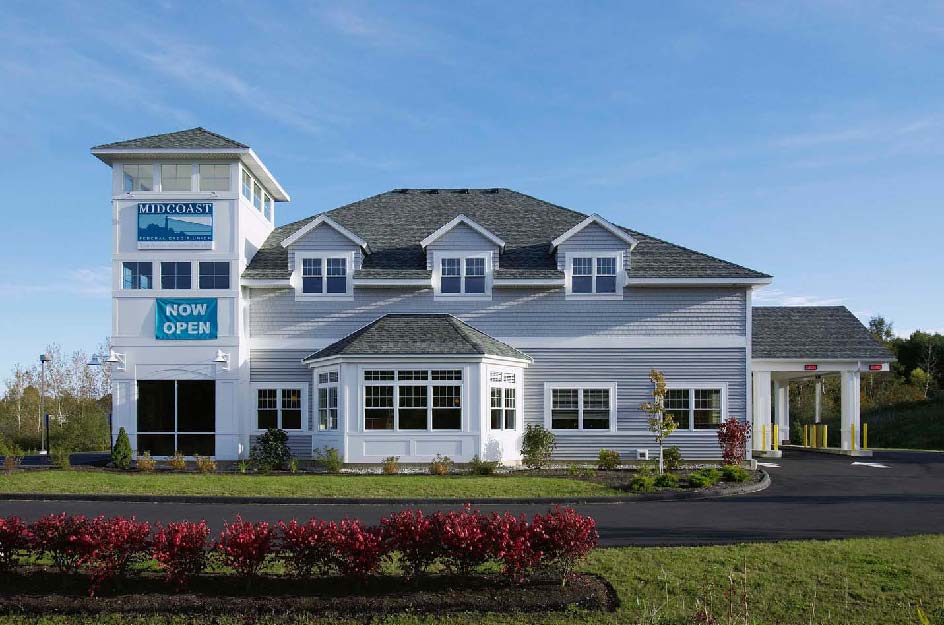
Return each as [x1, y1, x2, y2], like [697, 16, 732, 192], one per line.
[868, 315, 895, 345]
[640, 369, 677, 474]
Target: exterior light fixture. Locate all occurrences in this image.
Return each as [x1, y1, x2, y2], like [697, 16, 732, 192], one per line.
[89, 350, 126, 371]
[214, 350, 231, 370]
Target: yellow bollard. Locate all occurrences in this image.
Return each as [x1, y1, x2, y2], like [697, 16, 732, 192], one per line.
[823, 424, 828, 448]
[761, 425, 767, 451]
[773, 424, 779, 452]
[863, 423, 868, 450]
[851, 422, 856, 451]
[813, 424, 819, 448]
[803, 424, 809, 448]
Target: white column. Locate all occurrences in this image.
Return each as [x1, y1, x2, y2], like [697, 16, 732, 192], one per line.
[814, 378, 822, 424]
[773, 380, 790, 443]
[840, 370, 861, 450]
[752, 371, 771, 450]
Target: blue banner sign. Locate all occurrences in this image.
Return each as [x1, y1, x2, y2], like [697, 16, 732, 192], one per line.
[138, 203, 213, 249]
[155, 298, 218, 340]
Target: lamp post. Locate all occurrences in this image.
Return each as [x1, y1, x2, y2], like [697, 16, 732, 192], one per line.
[39, 353, 52, 454]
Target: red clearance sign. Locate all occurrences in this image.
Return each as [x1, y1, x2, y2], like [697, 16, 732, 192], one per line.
[804, 364, 818, 371]
[869, 364, 883, 371]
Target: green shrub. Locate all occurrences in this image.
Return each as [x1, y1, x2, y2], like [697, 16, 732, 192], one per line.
[136, 451, 157, 472]
[568, 463, 595, 479]
[288, 457, 299, 474]
[521, 425, 556, 469]
[382, 456, 400, 475]
[663, 446, 683, 472]
[428, 454, 454, 476]
[313, 446, 343, 474]
[236, 459, 249, 474]
[721, 464, 750, 483]
[630, 474, 656, 493]
[654, 472, 679, 488]
[249, 428, 293, 472]
[51, 448, 71, 470]
[468, 455, 499, 475]
[3, 455, 21, 471]
[597, 448, 620, 471]
[168, 451, 187, 472]
[195, 455, 217, 474]
[688, 468, 722, 488]
[111, 427, 133, 470]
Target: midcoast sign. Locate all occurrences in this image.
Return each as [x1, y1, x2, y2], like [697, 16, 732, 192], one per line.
[138, 202, 214, 250]
[155, 298, 218, 340]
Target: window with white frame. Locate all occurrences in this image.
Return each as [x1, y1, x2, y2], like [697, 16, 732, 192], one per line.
[437, 255, 488, 296]
[546, 383, 616, 431]
[489, 370, 517, 430]
[264, 195, 273, 221]
[665, 387, 723, 429]
[122, 261, 152, 289]
[123, 164, 153, 192]
[363, 369, 463, 431]
[160, 164, 193, 192]
[255, 387, 305, 430]
[317, 370, 339, 431]
[199, 262, 230, 289]
[160, 262, 191, 290]
[253, 181, 263, 211]
[199, 164, 230, 191]
[299, 255, 349, 296]
[241, 169, 252, 200]
[570, 254, 619, 295]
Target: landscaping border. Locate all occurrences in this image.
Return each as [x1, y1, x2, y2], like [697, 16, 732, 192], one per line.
[0, 470, 769, 505]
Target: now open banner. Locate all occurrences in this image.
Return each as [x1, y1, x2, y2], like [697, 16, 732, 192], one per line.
[155, 298, 218, 340]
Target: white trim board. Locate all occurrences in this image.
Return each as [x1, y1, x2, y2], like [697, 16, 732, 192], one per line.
[420, 214, 506, 249]
[550, 214, 638, 251]
[281, 215, 370, 251]
[249, 335, 747, 350]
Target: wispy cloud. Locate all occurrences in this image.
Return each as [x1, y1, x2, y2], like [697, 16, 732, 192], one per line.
[753, 288, 844, 307]
[0, 266, 110, 299]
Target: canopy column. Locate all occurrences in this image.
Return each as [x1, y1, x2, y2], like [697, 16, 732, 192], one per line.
[773, 380, 790, 444]
[752, 370, 771, 451]
[840, 370, 861, 450]
[814, 378, 823, 424]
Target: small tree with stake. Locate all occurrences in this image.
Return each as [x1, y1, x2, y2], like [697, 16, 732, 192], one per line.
[640, 369, 677, 474]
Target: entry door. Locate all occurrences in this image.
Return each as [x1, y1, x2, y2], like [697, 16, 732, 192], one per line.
[137, 380, 216, 456]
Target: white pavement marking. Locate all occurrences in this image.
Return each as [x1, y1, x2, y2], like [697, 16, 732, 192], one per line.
[851, 462, 889, 468]
[757, 462, 780, 468]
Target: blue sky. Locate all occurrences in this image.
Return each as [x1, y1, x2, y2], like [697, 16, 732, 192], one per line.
[1, 1, 942, 374]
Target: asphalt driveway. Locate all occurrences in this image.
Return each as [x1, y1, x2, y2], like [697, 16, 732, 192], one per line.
[2, 449, 942, 547]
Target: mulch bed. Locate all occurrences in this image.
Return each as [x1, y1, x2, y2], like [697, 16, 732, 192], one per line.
[0, 568, 618, 617]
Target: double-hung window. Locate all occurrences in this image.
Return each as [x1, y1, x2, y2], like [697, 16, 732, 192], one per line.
[300, 256, 348, 295]
[438, 255, 488, 296]
[122, 262, 152, 289]
[665, 386, 724, 429]
[256, 387, 305, 430]
[199, 164, 230, 191]
[364, 369, 463, 431]
[199, 262, 230, 289]
[546, 383, 616, 431]
[317, 371, 339, 431]
[161, 262, 191, 290]
[160, 164, 192, 192]
[123, 164, 153, 192]
[253, 181, 263, 211]
[241, 170, 253, 200]
[569, 254, 620, 295]
[489, 371, 517, 430]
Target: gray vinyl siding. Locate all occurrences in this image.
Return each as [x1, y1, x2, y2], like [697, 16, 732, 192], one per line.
[555, 222, 631, 271]
[521, 347, 746, 460]
[285, 224, 363, 272]
[249, 349, 314, 454]
[425, 222, 500, 270]
[249, 286, 746, 338]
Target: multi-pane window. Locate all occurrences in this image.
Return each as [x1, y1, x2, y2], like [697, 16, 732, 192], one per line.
[301, 257, 347, 295]
[199, 262, 230, 289]
[123, 164, 153, 192]
[137, 380, 215, 457]
[253, 181, 263, 211]
[264, 195, 273, 221]
[242, 170, 252, 200]
[439, 256, 488, 295]
[122, 262, 152, 289]
[317, 371, 339, 431]
[363, 369, 463, 431]
[549, 386, 613, 431]
[664, 387, 724, 429]
[256, 388, 305, 430]
[490, 387, 516, 430]
[570, 255, 619, 295]
[199, 164, 230, 191]
[160, 262, 191, 290]
[160, 164, 192, 192]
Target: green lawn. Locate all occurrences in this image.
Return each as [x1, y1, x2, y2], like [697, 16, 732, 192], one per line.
[1, 535, 942, 624]
[0, 470, 622, 499]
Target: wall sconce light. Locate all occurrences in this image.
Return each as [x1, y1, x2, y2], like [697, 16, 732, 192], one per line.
[89, 350, 126, 371]
[214, 350, 231, 371]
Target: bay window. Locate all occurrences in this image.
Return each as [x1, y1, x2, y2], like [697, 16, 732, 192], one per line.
[489, 370, 517, 430]
[363, 369, 463, 431]
[546, 383, 617, 431]
[317, 371, 339, 431]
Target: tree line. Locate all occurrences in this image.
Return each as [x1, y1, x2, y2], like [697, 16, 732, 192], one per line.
[0, 342, 112, 454]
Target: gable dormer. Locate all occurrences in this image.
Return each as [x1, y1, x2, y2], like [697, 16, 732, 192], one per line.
[421, 214, 505, 299]
[281, 215, 370, 300]
[550, 214, 638, 299]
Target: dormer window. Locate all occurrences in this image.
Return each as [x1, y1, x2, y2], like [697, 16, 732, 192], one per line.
[295, 252, 353, 300]
[434, 253, 490, 298]
[565, 253, 623, 298]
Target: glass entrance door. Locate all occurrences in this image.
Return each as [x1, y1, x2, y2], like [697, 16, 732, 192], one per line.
[137, 380, 215, 456]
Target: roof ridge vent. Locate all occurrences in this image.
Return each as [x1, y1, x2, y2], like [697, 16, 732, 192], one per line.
[452, 189, 469, 194]
[391, 188, 409, 194]
[481, 188, 500, 194]
[425, 189, 439, 194]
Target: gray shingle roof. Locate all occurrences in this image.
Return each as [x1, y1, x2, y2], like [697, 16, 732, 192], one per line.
[304, 314, 532, 362]
[92, 127, 248, 150]
[243, 188, 770, 280]
[752, 306, 894, 360]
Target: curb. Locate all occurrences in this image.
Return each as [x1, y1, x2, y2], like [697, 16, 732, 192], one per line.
[0, 471, 769, 506]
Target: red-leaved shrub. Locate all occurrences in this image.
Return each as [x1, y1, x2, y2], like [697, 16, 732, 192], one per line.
[74, 516, 151, 594]
[332, 519, 386, 580]
[529, 506, 598, 584]
[380, 509, 439, 577]
[152, 521, 210, 589]
[216, 516, 273, 577]
[717, 418, 752, 465]
[278, 518, 338, 576]
[436, 505, 492, 575]
[0, 516, 30, 571]
[488, 512, 543, 583]
[29, 513, 88, 573]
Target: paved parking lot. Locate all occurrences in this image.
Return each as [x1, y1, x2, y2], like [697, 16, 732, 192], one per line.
[2, 450, 942, 547]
